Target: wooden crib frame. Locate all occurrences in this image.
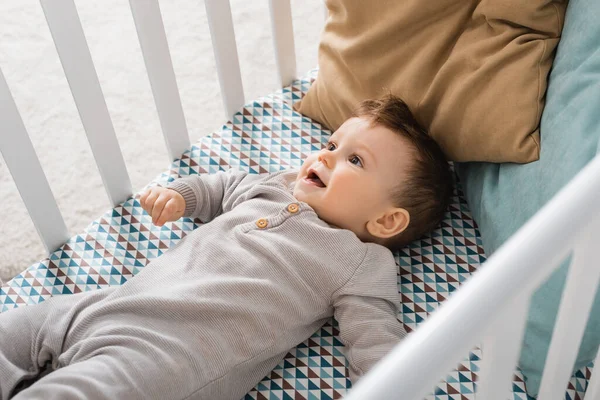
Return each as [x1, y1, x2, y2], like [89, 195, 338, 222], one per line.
[1, 1, 599, 399]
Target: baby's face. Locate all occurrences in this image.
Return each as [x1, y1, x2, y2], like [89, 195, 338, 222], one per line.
[293, 117, 413, 240]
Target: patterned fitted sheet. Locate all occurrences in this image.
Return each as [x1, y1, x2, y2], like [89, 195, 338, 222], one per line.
[0, 70, 591, 400]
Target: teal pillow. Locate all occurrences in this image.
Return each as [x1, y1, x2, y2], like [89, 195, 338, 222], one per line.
[455, 0, 600, 396]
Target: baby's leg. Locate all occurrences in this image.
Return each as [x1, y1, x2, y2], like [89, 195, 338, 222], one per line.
[1, 289, 210, 400]
[0, 289, 112, 400]
[10, 345, 200, 400]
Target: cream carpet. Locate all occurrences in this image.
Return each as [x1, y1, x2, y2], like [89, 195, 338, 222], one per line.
[0, 0, 323, 281]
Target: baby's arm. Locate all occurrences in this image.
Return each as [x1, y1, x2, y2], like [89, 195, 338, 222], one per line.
[332, 245, 407, 384]
[140, 169, 272, 225]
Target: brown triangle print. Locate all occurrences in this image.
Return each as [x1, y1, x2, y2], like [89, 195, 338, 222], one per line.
[447, 383, 460, 394]
[269, 371, 282, 380]
[319, 347, 332, 356]
[283, 380, 294, 390]
[295, 358, 307, 368]
[320, 379, 332, 390]
[332, 357, 344, 367]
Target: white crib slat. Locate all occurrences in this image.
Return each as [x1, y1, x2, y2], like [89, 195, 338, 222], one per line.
[537, 220, 600, 400]
[476, 294, 530, 400]
[269, 0, 297, 87]
[583, 349, 600, 399]
[39, 0, 132, 206]
[129, 0, 190, 161]
[0, 68, 69, 253]
[204, 0, 245, 119]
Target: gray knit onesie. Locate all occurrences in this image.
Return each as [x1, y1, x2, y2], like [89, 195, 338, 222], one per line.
[0, 170, 406, 400]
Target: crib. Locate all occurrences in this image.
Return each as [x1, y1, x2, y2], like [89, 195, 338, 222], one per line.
[1, 0, 599, 399]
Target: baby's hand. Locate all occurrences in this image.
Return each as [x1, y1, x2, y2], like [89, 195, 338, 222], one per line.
[139, 186, 186, 226]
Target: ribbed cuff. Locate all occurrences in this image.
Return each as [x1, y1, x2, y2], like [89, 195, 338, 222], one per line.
[166, 180, 197, 217]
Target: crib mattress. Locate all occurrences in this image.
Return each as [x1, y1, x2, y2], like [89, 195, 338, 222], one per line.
[0, 70, 591, 400]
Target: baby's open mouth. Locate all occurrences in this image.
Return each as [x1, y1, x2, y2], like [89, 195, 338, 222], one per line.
[305, 170, 326, 188]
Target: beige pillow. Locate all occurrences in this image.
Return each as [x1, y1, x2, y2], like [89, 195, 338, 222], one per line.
[295, 0, 566, 163]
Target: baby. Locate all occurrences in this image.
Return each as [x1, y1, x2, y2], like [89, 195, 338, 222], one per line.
[0, 94, 452, 400]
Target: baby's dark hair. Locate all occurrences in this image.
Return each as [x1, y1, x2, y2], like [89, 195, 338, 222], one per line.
[353, 94, 453, 251]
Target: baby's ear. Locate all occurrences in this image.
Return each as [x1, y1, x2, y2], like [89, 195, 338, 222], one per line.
[366, 208, 410, 239]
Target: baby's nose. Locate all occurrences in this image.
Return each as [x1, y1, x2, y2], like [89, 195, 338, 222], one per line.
[317, 152, 330, 167]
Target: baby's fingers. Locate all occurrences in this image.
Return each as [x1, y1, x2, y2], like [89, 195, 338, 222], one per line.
[139, 188, 152, 211]
[142, 187, 162, 215]
[155, 198, 180, 227]
[151, 193, 170, 225]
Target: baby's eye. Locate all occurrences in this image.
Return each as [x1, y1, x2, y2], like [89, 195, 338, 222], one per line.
[349, 155, 363, 167]
[326, 142, 336, 151]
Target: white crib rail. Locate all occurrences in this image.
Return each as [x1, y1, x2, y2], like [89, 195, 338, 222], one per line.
[344, 154, 600, 400]
[129, 0, 191, 161]
[0, 69, 70, 253]
[40, 0, 133, 207]
[204, 0, 245, 120]
[269, 0, 297, 87]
